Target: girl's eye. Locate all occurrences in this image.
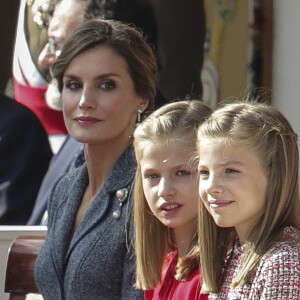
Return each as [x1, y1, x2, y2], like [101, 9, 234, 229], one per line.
[100, 80, 116, 91]
[177, 170, 191, 176]
[199, 170, 209, 178]
[143, 173, 159, 180]
[225, 168, 239, 174]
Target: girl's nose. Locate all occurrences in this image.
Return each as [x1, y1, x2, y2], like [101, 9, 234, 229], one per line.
[157, 178, 175, 198]
[204, 174, 224, 195]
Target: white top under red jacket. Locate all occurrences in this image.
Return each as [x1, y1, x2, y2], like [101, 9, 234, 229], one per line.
[209, 226, 300, 300]
[13, 0, 66, 135]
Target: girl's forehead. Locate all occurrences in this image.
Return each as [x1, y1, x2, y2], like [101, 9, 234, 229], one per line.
[198, 136, 231, 147]
[140, 138, 194, 157]
[149, 136, 194, 149]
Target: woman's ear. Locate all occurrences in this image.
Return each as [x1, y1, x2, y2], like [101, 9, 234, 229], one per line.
[138, 98, 149, 113]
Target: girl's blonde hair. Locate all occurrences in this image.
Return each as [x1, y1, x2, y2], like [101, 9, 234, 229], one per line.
[133, 100, 212, 290]
[197, 100, 300, 292]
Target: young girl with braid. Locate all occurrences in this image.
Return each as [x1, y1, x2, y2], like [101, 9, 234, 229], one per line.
[197, 100, 300, 299]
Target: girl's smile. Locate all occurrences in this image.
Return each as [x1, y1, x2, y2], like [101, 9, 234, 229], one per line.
[198, 138, 268, 242]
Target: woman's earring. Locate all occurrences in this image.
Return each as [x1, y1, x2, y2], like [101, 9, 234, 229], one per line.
[137, 109, 143, 123]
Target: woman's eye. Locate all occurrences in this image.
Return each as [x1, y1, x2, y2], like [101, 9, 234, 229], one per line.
[100, 80, 116, 91]
[64, 81, 81, 91]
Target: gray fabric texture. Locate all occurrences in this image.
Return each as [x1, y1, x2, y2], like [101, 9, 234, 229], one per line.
[34, 146, 143, 300]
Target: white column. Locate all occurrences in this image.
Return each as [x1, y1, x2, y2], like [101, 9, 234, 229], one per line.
[272, 0, 300, 140]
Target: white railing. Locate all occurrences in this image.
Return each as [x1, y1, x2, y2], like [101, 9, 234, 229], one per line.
[0, 226, 47, 300]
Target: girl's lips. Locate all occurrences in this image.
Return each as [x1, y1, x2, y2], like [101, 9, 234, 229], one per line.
[159, 202, 183, 216]
[159, 201, 182, 210]
[208, 200, 234, 208]
[161, 203, 181, 211]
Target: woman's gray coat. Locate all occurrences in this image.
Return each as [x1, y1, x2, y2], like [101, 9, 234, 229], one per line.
[34, 146, 143, 300]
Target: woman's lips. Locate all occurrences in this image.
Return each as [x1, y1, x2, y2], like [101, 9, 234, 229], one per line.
[75, 116, 101, 125]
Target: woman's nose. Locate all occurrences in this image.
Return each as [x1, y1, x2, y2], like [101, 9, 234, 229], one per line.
[79, 88, 97, 109]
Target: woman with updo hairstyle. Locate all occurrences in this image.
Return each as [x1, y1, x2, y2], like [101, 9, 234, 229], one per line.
[35, 19, 157, 299]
